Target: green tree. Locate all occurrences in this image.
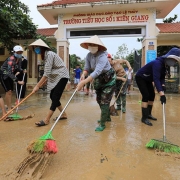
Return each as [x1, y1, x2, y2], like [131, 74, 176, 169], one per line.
[163, 14, 178, 23]
[126, 51, 134, 68]
[0, 0, 37, 52]
[70, 54, 82, 69]
[114, 43, 129, 59]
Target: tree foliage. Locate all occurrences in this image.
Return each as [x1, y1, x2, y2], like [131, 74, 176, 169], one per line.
[163, 14, 178, 23]
[0, 0, 37, 52]
[70, 54, 82, 69]
[114, 43, 129, 59]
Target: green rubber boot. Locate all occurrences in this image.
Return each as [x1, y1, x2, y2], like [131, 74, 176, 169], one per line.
[95, 104, 109, 132]
[97, 117, 111, 123]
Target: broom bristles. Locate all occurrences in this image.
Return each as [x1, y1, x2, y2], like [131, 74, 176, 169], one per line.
[44, 140, 58, 153]
[146, 139, 180, 153]
[27, 131, 58, 154]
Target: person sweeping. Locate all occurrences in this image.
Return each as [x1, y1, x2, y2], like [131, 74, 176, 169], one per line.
[28, 39, 69, 126]
[77, 35, 116, 132]
[135, 47, 180, 126]
[0, 45, 24, 114]
[107, 53, 132, 113]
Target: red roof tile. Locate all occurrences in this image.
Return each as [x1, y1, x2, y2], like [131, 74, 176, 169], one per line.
[156, 23, 180, 33]
[36, 28, 57, 36]
[38, 0, 103, 7]
[36, 23, 180, 37]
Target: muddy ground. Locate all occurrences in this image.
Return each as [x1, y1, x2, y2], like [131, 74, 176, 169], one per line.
[0, 89, 180, 180]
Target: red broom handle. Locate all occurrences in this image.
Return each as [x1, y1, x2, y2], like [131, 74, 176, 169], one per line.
[0, 80, 47, 121]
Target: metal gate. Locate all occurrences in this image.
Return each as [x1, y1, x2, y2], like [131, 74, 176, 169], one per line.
[133, 50, 141, 88]
[165, 64, 179, 93]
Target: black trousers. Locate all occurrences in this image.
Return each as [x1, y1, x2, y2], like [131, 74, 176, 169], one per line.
[50, 78, 68, 111]
[135, 75, 155, 102]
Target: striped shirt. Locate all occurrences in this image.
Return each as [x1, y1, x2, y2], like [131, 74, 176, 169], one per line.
[43, 51, 69, 91]
[84, 51, 111, 79]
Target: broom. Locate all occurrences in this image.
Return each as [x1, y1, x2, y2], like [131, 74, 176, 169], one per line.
[0, 80, 47, 121]
[109, 78, 127, 116]
[146, 103, 180, 153]
[8, 73, 26, 120]
[27, 88, 78, 154]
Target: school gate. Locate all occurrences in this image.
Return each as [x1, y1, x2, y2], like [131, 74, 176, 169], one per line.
[35, 0, 180, 92]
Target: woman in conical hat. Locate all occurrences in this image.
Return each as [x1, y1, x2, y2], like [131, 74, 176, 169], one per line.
[135, 47, 180, 126]
[29, 39, 69, 126]
[77, 35, 116, 132]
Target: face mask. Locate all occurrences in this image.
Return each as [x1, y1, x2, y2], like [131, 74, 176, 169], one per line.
[34, 47, 41, 54]
[14, 53, 22, 59]
[88, 46, 98, 54]
[165, 58, 176, 66]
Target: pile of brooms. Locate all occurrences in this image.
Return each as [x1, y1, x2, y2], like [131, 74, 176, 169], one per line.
[3, 88, 78, 180]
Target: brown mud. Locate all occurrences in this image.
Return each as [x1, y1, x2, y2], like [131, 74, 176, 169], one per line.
[0, 89, 180, 180]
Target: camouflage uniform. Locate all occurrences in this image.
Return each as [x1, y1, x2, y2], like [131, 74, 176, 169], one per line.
[115, 75, 128, 112]
[110, 59, 131, 113]
[93, 68, 116, 126]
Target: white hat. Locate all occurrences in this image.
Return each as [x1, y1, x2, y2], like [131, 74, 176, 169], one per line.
[28, 39, 50, 50]
[13, 45, 23, 52]
[80, 35, 107, 51]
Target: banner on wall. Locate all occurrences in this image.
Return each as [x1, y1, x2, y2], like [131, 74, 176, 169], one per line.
[63, 10, 150, 25]
[146, 50, 157, 64]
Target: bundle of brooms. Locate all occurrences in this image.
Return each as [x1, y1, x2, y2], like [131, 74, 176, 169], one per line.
[6, 89, 77, 180]
[146, 103, 180, 154]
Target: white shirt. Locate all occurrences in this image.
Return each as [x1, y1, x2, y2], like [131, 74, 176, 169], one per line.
[126, 69, 133, 80]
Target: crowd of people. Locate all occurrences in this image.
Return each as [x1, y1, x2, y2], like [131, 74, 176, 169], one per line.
[0, 36, 180, 132]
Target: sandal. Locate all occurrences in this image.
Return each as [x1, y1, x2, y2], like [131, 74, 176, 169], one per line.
[35, 120, 48, 126]
[53, 116, 67, 121]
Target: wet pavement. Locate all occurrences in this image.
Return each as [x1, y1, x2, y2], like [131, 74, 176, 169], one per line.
[0, 89, 180, 180]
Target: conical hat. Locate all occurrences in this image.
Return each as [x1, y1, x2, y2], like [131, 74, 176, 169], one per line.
[80, 35, 107, 51]
[28, 39, 50, 50]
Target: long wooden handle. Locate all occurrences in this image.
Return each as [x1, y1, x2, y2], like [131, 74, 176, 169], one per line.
[0, 91, 35, 121]
[0, 80, 47, 121]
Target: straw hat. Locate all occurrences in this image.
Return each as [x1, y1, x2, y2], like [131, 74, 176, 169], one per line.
[28, 39, 50, 50]
[80, 35, 107, 51]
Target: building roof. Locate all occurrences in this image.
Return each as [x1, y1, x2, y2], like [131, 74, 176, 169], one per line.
[36, 28, 57, 36]
[38, 0, 106, 7]
[37, 23, 180, 37]
[156, 23, 180, 33]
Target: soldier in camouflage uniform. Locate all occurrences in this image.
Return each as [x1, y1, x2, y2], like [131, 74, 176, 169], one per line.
[77, 35, 116, 132]
[107, 54, 132, 113]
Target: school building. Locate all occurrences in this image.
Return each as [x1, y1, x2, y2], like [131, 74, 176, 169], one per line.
[0, 0, 180, 92]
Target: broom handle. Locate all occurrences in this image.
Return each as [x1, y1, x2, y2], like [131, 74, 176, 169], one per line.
[112, 75, 128, 106]
[162, 103, 166, 141]
[0, 91, 35, 121]
[50, 88, 78, 132]
[0, 80, 47, 121]
[16, 73, 26, 113]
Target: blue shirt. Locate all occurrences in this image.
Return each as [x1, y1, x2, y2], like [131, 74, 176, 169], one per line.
[74, 68, 82, 79]
[136, 57, 166, 92]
